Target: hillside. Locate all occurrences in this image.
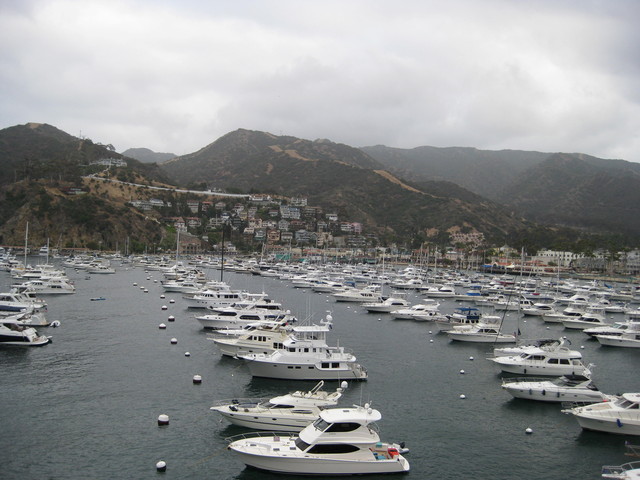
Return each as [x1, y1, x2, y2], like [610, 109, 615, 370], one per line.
[160, 129, 528, 242]
[122, 147, 176, 163]
[360, 145, 549, 200]
[0, 123, 172, 248]
[362, 144, 640, 238]
[498, 153, 640, 236]
[0, 178, 164, 249]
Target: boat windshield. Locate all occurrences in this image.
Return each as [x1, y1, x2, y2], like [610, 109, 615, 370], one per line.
[617, 399, 640, 409]
[262, 402, 294, 409]
[313, 417, 330, 432]
[294, 437, 310, 452]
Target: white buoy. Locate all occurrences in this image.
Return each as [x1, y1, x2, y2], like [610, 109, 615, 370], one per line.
[156, 460, 167, 472]
[140, 286, 145, 290]
[469, 356, 474, 361]
[158, 323, 166, 329]
[525, 427, 533, 434]
[147, 276, 151, 280]
[154, 279, 158, 283]
[460, 369, 465, 374]
[160, 294, 165, 299]
[193, 374, 202, 384]
[133, 282, 138, 286]
[460, 394, 466, 399]
[170, 338, 177, 344]
[144, 289, 149, 293]
[157, 414, 169, 426]
[185, 352, 190, 357]
[580, 345, 585, 349]
[169, 299, 175, 304]
[429, 331, 433, 334]
[161, 305, 168, 310]
[168, 315, 175, 322]
[429, 339, 433, 343]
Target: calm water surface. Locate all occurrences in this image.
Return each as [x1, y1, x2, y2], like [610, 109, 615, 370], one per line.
[1, 263, 639, 479]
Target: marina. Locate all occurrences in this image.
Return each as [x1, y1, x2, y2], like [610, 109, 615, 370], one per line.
[1, 258, 640, 479]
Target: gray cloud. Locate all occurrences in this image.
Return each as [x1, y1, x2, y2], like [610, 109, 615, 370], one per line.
[1, 0, 638, 161]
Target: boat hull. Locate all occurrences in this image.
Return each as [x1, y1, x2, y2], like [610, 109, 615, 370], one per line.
[229, 447, 409, 475]
[213, 409, 316, 431]
[502, 385, 606, 403]
[493, 361, 589, 376]
[0, 335, 50, 346]
[244, 360, 367, 381]
[573, 415, 640, 436]
[447, 333, 515, 343]
[596, 335, 640, 348]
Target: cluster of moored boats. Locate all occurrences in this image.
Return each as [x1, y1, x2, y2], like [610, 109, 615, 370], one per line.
[0, 252, 124, 346]
[216, 260, 640, 477]
[3, 250, 640, 476]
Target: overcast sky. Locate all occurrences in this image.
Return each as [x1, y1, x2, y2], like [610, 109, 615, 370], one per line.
[1, 0, 638, 161]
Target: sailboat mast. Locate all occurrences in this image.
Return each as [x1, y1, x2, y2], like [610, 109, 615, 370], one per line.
[24, 222, 29, 267]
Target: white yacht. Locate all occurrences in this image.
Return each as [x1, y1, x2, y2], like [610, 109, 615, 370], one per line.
[211, 381, 346, 431]
[0, 291, 47, 313]
[501, 374, 608, 403]
[541, 303, 586, 323]
[226, 404, 410, 475]
[601, 462, 640, 479]
[160, 278, 202, 293]
[195, 308, 295, 330]
[595, 330, 640, 348]
[185, 288, 267, 309]
[446, 322, 516, 343]
[362, 296, 409, 313]
[0, 318, 50, 346]
[584, 321, 640, 338]
[489, 343, 592, 376]
[521, 302, 557, 316]
[562, 306, 610, 330]
[238, 316, 368, 381]
[390, 301, 440, 320]
[211, 319, 298, 356]
[422, 284, 457, 298]
[332, 286, 383, 303]
[13, 276, 76, 295]
[563, 393, 640, 435]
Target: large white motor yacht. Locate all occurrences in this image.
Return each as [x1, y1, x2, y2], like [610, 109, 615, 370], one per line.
[390, 301, 440, 320]
[595, 330, 640, 348]
[0, 318, 50, 346]
[563, 393, 640, 436]
[13, 276, 75, 295]
[446, 316, 516, 343]
[211, 381, 346, 431]
[332, 286, 383, 303]
[226, 404, 410, 475]
[584, 321, 640, 338]
[501, 374, 608, 403]
[195, 307, 294, 330]
[362, 296, 409, 313]
[237, 316, 367, 381]
[489, 342, 592, 376]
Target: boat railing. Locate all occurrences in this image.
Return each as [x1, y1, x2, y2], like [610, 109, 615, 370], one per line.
[602, 461, 640, 478]
[225, 431, 297, 443]
[210, 398, 267, 409]
[501, 376, 557, 384]
[561, 400, 598, 410]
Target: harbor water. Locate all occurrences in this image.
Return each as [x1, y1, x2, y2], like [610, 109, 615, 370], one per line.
[1, 263, 639, 479]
